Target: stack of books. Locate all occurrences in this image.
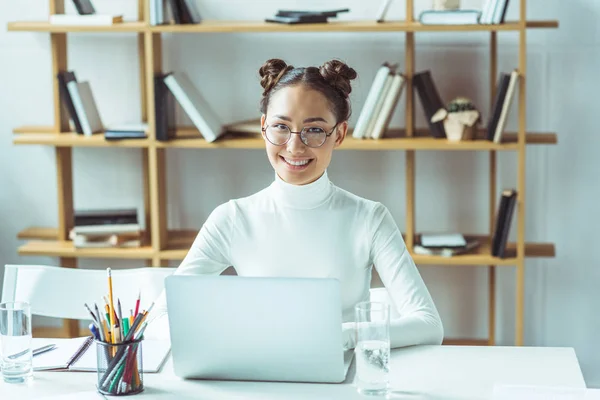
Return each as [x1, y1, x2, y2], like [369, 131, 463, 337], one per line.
[150, 0, 201, 26]
[487, 69, 520, 143]
[50, 0, 124, 26]
[414, 233, 481, 257]
[154, 72, 224, 142]
[352, 63, 406, 140]
[69, 208, 142, 248]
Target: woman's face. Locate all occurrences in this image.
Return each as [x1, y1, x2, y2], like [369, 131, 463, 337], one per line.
[261, 85, 347, 185]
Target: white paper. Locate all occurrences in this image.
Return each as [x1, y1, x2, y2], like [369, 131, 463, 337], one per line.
[37, 391, 106, 400]
[420, 233, 466, 247]
[492, 384, 600, 400]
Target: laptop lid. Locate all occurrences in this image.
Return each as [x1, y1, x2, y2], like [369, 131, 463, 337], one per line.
[165, 275, 349, 383]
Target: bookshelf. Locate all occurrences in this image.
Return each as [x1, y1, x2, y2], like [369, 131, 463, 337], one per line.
[8, 0, 558, 344]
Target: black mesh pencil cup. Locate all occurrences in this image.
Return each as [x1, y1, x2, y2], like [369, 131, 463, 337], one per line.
[96, 338, 144, 396]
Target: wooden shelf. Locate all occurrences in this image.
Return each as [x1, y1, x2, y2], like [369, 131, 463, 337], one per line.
[412, 235, 555, 266]
[7, 21, 146, 32]
[17, 227, 58, 240]
[7, 20, 558, 34]
[13, 127, 557, 150]
[18, 240, 155, 259]
[13, 132, 151, 148]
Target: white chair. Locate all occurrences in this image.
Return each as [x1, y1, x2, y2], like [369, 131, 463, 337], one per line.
[1, 264, 175, 321]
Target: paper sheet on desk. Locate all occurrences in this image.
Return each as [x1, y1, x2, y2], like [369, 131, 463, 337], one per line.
[36, 391, 106, 399]
[493, 384, 600, 399]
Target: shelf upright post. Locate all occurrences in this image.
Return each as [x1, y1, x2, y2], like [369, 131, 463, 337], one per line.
[144, 18, 168, 267]
[405, 0, 416, 251]
[49, 0, 79, 337]
[515, 0, 528, 346]
[139, 0, 153, 266]
[488, 31, 498, 346]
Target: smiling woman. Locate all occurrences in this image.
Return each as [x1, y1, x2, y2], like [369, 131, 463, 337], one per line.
[146, 58, 444, 351]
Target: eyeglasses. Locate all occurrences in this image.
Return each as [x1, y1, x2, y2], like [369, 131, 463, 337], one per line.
[262, 122, 339, 148]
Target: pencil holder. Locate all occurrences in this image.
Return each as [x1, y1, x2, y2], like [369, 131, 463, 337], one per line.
[96, 338, 144, 396]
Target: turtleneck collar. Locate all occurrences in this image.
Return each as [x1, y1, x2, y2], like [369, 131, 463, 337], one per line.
[271, 171, 334, 209]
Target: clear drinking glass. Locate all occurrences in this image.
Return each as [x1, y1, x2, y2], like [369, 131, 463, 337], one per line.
[0, 302, 33, 383]
[354, 301, 391, 396]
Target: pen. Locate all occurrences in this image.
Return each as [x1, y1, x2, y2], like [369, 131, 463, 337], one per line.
[8, 344, 56, 360]
[107, 268, 116, 344]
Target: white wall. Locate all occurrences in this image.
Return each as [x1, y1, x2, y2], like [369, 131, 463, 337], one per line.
[1, 0, 600, 386]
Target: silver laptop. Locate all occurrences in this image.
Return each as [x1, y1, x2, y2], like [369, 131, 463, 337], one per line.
[165, 275, 353, 383]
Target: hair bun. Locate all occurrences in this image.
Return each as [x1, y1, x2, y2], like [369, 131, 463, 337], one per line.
[259, 58, 293, 96]
[319, 59, 357, 98]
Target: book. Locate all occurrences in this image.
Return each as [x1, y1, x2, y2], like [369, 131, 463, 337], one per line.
[486, 73, 510, 141]
[492, 69, 519, 143]
[365, 73, 394, 137]
[370, 73, 405, 139]
[154, 74, 176, 141]
[163, 72, 224, 142]
[421, 233, 466, 248]
[49, 14, 124, 26]
[376, 0, 394, 22]
[57, 71, 83, 134]
[352, 63, 393, 139]
[32, 336, 170, 373]
[413, 70, 446, 138]
[104, 122, 148, 140]
[419, 10, 481, 25]
[492, 189, 517, 258]
[72, 0, 96, 15]
[414, 239, 480, 257]
[67, 81, 104, 136]
[74, 208, 138, 226]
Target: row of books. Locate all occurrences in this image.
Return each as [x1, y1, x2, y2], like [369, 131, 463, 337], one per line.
[413, 189, 517, 259]
[417, 0, 511, 25]
[355, 63, 519, 142]
[150, 0, 202, 26]
[70, 208, 142, 248]
[57, 71, 148, 139]
[352, 63, 406, 140]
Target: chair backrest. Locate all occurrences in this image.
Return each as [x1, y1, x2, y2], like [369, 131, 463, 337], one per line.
[2, 265, 175, 320]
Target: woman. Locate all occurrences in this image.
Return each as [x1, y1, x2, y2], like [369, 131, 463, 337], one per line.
[148, 58, 444, 349]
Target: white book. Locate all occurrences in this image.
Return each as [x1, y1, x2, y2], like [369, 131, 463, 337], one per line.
[163, 72, 224, 142]
[492, 0, 508, 24]
[370, 73, 405, 139]
[49, 14, 124, 26]
[376, 0, 394, 22]
[71, 223, 141, 235]
[67, 81, 104, 136]
[480, 0, 496, 24]
[493, 69, 519, 143]
[365, 73, 393, 138]
[352, 64, 392, 139]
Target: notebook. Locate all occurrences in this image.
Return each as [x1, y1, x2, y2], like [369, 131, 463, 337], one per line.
[32, 336, 171, 373]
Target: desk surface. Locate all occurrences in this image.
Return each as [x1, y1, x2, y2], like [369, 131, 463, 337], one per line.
[0, 345, 586, 400]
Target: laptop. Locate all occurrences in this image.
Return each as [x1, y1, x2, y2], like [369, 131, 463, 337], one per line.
[165, 275, 354, 383]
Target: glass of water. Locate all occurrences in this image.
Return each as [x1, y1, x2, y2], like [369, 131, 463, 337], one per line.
[354, 301, 391, 396]
[0, 302, 33, 383]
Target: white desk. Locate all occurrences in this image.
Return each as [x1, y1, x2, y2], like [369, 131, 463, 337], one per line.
[0, 345, 586, 400]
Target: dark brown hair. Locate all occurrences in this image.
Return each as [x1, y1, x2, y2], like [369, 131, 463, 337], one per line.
[258, 58, 358, 123]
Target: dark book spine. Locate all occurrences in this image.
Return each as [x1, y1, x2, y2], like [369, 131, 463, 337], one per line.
[486, 74, 510, 141]
[155, 75, 169, 141]
[72, 0, 96, 15]
[491, 191, 510, 256]
[177, 0, 194, 24]
[167, 0, 182, 23]
[57, 71, 83, 134]
[496, 192, 517, 258]
[413, 71, 446, 138]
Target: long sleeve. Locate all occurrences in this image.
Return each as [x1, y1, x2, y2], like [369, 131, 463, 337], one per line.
[145, 202, 234, 340]
[368, 203, 444, 349]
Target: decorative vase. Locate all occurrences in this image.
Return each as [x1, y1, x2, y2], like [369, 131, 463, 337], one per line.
[432, 0, 460, 11]
[431, 97, 480, 142]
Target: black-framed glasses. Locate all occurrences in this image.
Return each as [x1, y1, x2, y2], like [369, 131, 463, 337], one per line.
[262, 122, 339, 148]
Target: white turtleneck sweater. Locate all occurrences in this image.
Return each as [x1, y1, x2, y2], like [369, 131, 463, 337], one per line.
[148, 171, 443, 349]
